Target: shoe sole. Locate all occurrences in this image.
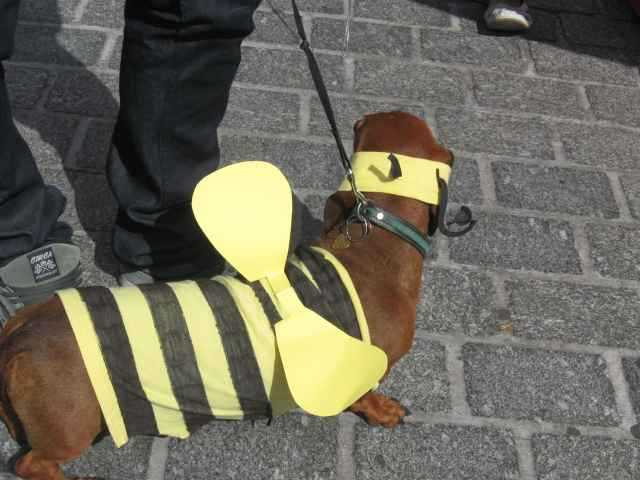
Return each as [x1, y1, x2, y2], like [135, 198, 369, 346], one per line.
[485, 9, 531, 31]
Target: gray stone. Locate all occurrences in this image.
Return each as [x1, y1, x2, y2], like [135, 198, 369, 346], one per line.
[530, 42, 638, 86]
[528, 0, 598, 12]
[5, 65, 50, 109]
[72, 231, 119, 287]
[63, 436, 151, 480]
[66, 171, 117, 232]
[0, 425, 18, 472]
[354, 0, 451, 28]
[473, 71, 587, 119]
[449, 212, 582, 274]
[353, 58, 468, 105]
[165, 414, 338, 480]
[355, 423, 519, 480]
[308, 95, 424, 138]
[237, 46, 344, 91]
[421, 29, 526, 72]
[80, 0, 125, 29]
[219, 134, 344, 190]
[449, 157, 482, 205]
[312, 18, 413, 57]
[507, 279, 640, 350]
[560, 14, 627, 49]
[66, 120, 114, 172]
[18, 0, 79, 22]
[45, 70, 119, 118]
[261, 0, 343, 14]
[221, 87, 300, 134]
[250, 10, 298, 46]
[622, 358, 640, 417]
[464, 344, 621, 426]
[587, 223, 640, 281]
[378, 339, 450, 414]
[418, 266, 498, 336]
[109, 35, 123, 70]
[493, 162, 619, 218]
[532, 434, 640, 480]
[436, 108, 555, 159]
[586, 85, 640, 129]
[559, 123, 640, 170]
[599, 0, 639, 20]
[13, 25, 107, 67]
[621, 173, 640, 220]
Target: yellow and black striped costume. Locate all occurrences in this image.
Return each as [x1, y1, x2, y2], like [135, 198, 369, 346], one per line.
[57, 246, 370, 447]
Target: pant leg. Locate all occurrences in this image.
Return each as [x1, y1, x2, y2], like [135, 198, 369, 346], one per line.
[108, 0, 262, 280]
[0, 0, 66, 265]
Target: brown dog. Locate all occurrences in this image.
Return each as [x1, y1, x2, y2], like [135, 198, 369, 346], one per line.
[0, 111, 455, 480]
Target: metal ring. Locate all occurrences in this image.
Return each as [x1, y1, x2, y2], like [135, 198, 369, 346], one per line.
[344, 215, 371, 242]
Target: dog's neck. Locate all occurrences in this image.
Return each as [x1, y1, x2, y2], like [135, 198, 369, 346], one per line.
[314, 191, 428, 368]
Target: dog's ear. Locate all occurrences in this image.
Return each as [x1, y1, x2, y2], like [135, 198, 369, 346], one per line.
[427, 204, 439, 237]
[322, 192, 354, 235]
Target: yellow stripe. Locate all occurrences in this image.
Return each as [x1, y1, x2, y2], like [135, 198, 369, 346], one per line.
[57, 289, 129, 447]
[110, 287, 189, 439]
[214, 277, 276, 402]
[309, 247, 371, 345]
[168, 281, 243, 419]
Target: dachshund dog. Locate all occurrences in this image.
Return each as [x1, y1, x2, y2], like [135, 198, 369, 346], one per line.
[0, 112, 459, 480]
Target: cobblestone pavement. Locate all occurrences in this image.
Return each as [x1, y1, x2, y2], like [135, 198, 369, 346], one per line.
[2, 0, 640, 479]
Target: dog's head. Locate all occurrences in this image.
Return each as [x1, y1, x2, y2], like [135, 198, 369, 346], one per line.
[323, 111, 459, 242]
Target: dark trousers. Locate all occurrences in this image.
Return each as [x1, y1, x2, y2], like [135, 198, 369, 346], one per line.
[0, 0, 67, 265]
[109, 0, 262, 280]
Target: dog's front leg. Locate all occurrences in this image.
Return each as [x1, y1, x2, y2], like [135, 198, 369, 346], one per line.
[348, 391, 408, 428]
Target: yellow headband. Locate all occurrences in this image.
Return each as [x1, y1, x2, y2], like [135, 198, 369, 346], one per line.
[338, 152, 451, 205]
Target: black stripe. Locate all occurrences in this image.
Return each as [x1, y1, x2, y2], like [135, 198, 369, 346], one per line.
[138, 283, 214, 434]
[196, 280, 271, 418]
[296, 247, 362, 340]
[78, 287, 158, 438]
[250, 281, 281, 328]
[285, 262, 339, 328]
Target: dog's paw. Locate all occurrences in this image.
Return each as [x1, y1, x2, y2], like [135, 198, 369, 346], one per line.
[349, 392, 409, 428]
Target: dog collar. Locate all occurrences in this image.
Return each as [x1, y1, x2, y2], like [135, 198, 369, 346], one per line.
[362, 204, 432, 257]
[337, 151, 452, 205]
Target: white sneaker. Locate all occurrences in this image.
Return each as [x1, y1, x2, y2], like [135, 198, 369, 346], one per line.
[484, 1, 532, 32]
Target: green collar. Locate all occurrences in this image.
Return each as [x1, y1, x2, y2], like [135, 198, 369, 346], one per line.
[362, 204, 432, 257]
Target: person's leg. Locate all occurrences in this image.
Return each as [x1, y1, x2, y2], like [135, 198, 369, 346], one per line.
[109, 0, 262, 282]
[0, 0, 80, 322]
[484, 1, 531, 32]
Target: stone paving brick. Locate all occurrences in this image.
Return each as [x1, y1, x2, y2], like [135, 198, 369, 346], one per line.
[587, 223, 640, 281]
[422, 29, 526, 72]
[263, 0, 343, 14]
[378, 339, 449, 414]
[449, 157, 482, 205]
[66, 171, 117, 232]
[437, 108, 555, 159]
[5, 65, 50, 108]
[80, 0, 125, 30]
[418, 266, 498, 336]
[220, 134, 343, 190]
[12, 25, 107, 68]
[251, 11, 298, 46]
[533, 434, 640, 480]
[221, 87, 300, 134]
[473, 71, 586, 119]
[18, 0, 79, 22]
[464, 344, 620, 426]
[45, 70, 119, 118]
[448, 212, 581, 274]
[108, 35, 122, 70]
[355, 0, 451, 28]
[73, 231, 119, 287]
[559, 123, 640, 171]
[507, 279, 640, 350]
[528, 0, 598, 13]
[585, 85, 640, 128]
[166, 414, 338, 480]
[237, 46, 344, 91]
[622, 358, 640, 416]
[308, 95, 424, 138]
[599, 0, 639, 20]
[64, 437, 151, 480]
[355, 423, 519, 480]
[66, 120, 114, 172]
[353, 58, 467, 105]
[0, 426, 17, 472]
[560, 14, 627, 49]
[493, 162, 619, 219]
[530, 42, 638, 86]
[312, 18, 413, 57]
[621, 173, 640, 220]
